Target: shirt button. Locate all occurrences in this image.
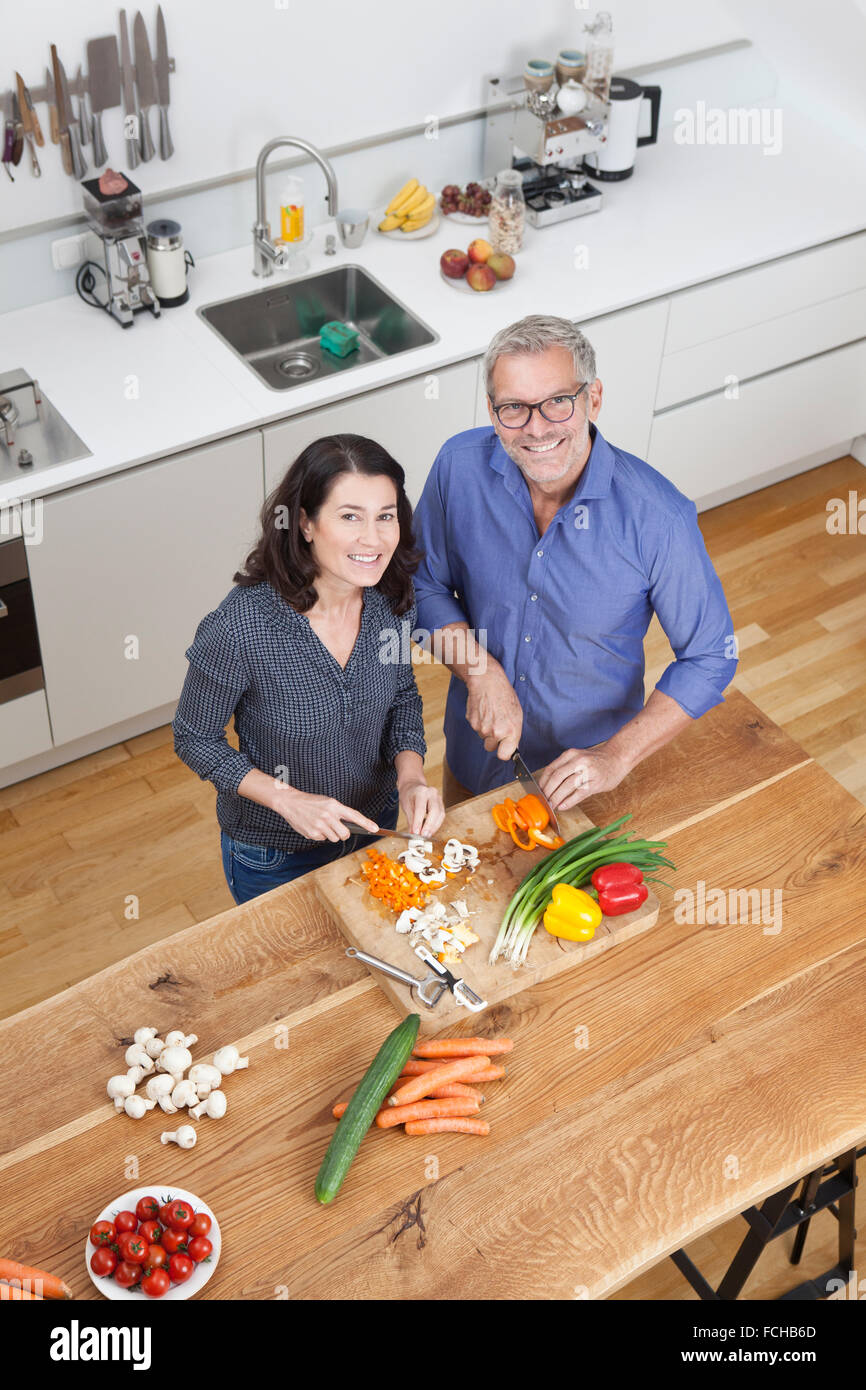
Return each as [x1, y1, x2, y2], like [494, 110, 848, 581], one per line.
[524, 634, 531, 642]
[530, 593, 538, 601]
[536, 549, 544, 557]
[519, 675, 526, 682]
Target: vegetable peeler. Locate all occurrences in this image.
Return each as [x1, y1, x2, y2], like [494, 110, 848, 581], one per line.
[345, 947, 487, 1012]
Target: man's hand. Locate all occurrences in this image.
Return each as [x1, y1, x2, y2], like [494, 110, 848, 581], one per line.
[465, 663, 523, 761]
[399, 780, 445, 837]
[537, 743, 630, 810]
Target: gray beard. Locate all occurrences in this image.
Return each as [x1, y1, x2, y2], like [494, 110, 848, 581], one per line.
[500, 417, 590, 484]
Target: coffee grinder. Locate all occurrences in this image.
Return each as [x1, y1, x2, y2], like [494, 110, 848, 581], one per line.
[81, 174, 161, 327]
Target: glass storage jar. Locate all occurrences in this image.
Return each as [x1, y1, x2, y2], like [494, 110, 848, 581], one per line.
[488, 169, 525, 255]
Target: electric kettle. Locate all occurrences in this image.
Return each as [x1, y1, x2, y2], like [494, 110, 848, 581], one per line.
[583, 75, 661, 181]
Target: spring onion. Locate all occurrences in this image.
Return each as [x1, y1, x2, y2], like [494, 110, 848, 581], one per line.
[489, 815, 675, 968]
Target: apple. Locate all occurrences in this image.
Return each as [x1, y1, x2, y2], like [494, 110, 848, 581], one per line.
[467, 238, 493, 264]
[466, 263, 497, 292]
[487, 251, 516, 281]
[440, 248, 469, 279]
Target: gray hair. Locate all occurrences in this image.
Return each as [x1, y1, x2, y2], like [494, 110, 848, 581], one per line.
[483, 315, 597, 400]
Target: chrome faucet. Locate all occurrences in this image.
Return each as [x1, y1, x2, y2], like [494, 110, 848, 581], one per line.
[253, 136, 339, 277]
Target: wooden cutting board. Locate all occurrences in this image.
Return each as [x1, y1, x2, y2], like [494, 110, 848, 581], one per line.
[314, 781, 658, 1032]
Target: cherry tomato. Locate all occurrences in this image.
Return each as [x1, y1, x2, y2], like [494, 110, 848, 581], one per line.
[141, 1267, 171, 1298]
[89, 1219, 116, 1247]
[158, 1202, 174, 1226]
[117, 1232, 148, 1265]
[146, 1244, 168, 1269]
[135, 1195, 160, 1223]
[114, 1210, 138, 1234]
[90, 1247, 118, 1277]
[161, 1228, 186, 1254]
[165, 1198, 194, 1231]
[168, 1253, 194, 1284]
[138, 1219, 163, 1244]
[188, 1212, 212, 1238]
[114, 1260, 142, 1289]
[186, 1236, 212, 1264]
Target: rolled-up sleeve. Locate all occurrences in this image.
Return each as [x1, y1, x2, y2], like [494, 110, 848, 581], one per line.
[649, 504, 738, 718]
[413, 452, 469, 635]
[172, 609, 257, 794]
[380, 605, 427, 765]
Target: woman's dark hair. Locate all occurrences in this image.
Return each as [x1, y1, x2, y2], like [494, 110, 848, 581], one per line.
[234, 434, 421, 615]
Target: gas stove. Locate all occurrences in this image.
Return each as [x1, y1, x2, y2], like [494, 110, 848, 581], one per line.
[0, 369, 91, 483]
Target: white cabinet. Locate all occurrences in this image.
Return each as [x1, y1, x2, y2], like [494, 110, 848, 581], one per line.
[262, 360, 479, 504]
[26, 432, 264, 747]
[0, 690, 53, 768]
[473, 300, 669, 461]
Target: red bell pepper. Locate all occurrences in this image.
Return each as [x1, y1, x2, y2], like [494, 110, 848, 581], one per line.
[596, 879, 649, 916]
[591, 862, 644, 891]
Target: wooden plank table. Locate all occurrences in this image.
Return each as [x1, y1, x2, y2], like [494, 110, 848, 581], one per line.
[1, 689, 864, 1301]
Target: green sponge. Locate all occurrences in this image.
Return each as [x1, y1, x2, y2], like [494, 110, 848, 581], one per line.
[320, 320, 360, 357]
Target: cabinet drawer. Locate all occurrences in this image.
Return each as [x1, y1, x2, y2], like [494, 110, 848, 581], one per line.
[656, 286, 866, 408]
[664, 233, 866, 353]
[647, 337, 866, 506]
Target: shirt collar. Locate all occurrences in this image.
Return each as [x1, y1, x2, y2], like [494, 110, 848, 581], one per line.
[488, 421, 614, 504]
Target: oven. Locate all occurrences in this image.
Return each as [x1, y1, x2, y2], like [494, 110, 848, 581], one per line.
[0, 535, 44, 704]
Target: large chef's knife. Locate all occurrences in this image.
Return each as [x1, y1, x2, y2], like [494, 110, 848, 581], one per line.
[44, 66, 60, 147]
[118, 9, 140, 169]
[133, 11, 157, 162]
[10, 93, 24, 167]
[512, 749, 563, 839]
[75, 64, 93, 146]
[16, 73, 43, 178]
[155, 5, 173, 160]
[86, 35, 121, 168]
[1, 93, 14, 181]
[51, 46, 87, 178]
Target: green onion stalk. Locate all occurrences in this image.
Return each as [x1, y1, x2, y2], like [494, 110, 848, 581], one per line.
[489, 814, 675, 968]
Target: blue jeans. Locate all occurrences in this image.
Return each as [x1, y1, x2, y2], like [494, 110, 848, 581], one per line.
[220, 792, 399, 905]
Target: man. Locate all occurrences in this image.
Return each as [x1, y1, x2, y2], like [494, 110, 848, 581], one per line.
[412, 314, 737, 811]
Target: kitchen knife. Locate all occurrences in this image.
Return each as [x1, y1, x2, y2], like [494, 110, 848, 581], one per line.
[133, 11, 157, 162]
[155, 5, 173, 160]
[75, 65, 93, 145]
[44, 66, 60, 147]
[118, 9, 140, 169]
[512, 749, 563, 839]
[86, 35, 121, 168]
[10, 93, 24, 167]
[51, 45, 87, 178]
[15, 76, 42, 176]
[1, 94, 14, 182]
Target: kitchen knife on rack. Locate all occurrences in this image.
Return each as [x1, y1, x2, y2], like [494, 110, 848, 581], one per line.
[86, 35, 121, 168]
[44, 66, 61, 148]
[16, 73, 43, 176]
[1, 94, 14, 181]
[133, 11, 157, 161]
[155, 4, 173, 160]
[118, 8, 140, 169]
[75, 64, 93, 146]
[10, 93, 24, 167]
[51, 45, 88, 178]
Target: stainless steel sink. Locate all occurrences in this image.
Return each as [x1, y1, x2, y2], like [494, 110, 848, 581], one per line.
[197, 265, 438, 391]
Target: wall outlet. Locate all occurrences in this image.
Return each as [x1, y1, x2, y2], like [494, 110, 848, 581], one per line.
[51, 232, 89, 270]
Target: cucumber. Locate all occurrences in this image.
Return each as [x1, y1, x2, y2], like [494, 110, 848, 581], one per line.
[315, 1012, 421, 1205]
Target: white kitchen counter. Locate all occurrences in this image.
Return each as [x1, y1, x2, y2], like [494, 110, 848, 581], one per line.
[3, 102, 866, 508]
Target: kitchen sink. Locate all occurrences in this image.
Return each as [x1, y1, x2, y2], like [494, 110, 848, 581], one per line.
[197, 265, 438, 391]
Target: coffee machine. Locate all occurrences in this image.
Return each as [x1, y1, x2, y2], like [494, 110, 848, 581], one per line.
[81, 175, 161, 327]
[483, 74, 608, 226]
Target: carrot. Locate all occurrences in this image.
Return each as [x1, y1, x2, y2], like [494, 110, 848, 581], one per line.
[376, 1097, 480, 1129]
[0, 1260, 71, 1300]
[404, 1118, 490, 1135]
[400, 1059, 446, 1075]
[412, 1037, 514, 1058]
[458, 1064, 506, 1083]
[388, 1055, 489, 1107]
[0, 1283, 44, 1300]
[332, 1081, 484, 1119]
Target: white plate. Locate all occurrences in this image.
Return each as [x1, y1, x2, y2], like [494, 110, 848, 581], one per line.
[85, 1185, 221, 1301]
[441, 207, 489, 225]
[377, 209, 441, 241]
[439, 266, 515, 294]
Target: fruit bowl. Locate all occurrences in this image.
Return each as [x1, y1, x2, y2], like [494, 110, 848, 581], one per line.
[377, 207, 441, 241]
[439, 245, 516, 293]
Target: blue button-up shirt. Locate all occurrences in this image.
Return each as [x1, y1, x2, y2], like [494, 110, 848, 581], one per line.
[413, 422, 736, 795]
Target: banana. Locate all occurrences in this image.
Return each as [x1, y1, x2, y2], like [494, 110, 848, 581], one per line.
[378, 213, 405, 232]
[386, 178, 419, 214]
[397, 184, 429, 215]
[401, 210, 434, 232]
[406, 192, 435, 218]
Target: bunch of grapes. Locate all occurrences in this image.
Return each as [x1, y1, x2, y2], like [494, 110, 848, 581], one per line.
[440, 182, 492, 216]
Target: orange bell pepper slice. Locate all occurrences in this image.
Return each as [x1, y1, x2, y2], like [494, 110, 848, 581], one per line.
[515, 793, 549, 830]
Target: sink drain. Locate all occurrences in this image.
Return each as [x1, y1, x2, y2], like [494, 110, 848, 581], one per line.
[275, 352, 318, 380]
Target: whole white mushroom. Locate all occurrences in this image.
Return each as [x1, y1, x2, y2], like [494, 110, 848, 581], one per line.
[213, 1045, 249, 1075]
[157, 1045, 192, 1081]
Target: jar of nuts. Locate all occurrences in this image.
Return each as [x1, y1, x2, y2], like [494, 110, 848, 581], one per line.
[489, 169, 525, 255]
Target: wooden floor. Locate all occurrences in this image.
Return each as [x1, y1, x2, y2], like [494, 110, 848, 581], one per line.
[1, 452, 864, 1299]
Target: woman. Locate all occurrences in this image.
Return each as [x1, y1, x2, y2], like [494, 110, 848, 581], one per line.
[173, 434, 444, 904]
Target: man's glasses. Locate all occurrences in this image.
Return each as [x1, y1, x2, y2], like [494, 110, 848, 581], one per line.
[492, 383, 589, 429]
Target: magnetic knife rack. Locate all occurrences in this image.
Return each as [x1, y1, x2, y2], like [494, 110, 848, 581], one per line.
[0, 59, 176, 111]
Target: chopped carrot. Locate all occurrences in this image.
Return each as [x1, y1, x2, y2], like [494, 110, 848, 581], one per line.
[412, 1037, 514, 1057]
[0, 1260, 71, 1300]
[388, 1055, 489, 1107]
[360, 849, 431, 913]
[376, 1097, 480, 1129]
[404, 1118, 490, 1135]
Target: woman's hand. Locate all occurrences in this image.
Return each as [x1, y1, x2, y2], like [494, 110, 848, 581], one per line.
[399, 780, 445, 837]
[270, 786, 379, 842]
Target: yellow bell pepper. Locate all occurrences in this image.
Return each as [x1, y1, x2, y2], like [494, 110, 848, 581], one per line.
[543, 883, 602, 941]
